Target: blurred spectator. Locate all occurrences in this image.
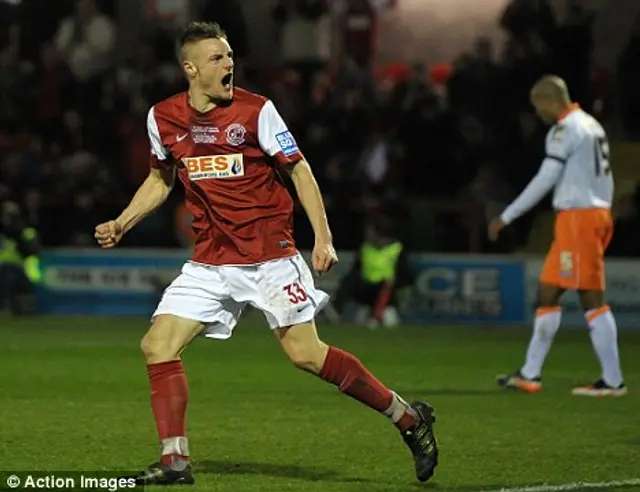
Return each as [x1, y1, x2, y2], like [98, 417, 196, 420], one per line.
[54, 0, 115, 81]
[618, 14, 640, 138]
[358, 121, 402, 189]
[273, 0, 331, 100]
[395, 63, 436, 112]
[35, 44, 74, 137]
[115, 39, 180, 106]
[333, 218, 413, 327]
[0, 39, 32, 123]
[553, 0, 595, 107]
[608, 186, 640, 257]
[500, 0, 557, 47]
[0, 196, 42, 315]
[336, 0, 377, 68]
[466, 162, 516, 253]
[201, 0, 248, 60]
[54, 0, 116, 114]
[448, 38, 504, 122]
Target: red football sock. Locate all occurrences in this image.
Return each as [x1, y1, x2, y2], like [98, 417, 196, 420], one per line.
[147, 361, 190, 464]
[319, 346, 417, 431]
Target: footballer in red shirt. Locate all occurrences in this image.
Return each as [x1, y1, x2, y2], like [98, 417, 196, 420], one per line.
[95, 21, 438, 485]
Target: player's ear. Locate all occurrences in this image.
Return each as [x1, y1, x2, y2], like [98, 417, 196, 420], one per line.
[183, 60, 197, 79]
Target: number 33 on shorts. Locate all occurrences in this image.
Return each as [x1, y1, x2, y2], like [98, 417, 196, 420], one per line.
[283, 281, 308, 304]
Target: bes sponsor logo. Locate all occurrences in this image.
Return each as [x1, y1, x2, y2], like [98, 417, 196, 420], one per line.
[182, 154, 244, 180]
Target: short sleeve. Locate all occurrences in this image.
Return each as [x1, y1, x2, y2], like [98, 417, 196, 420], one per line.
[147, 107, 170, 168]
[257, 100, 304, 165]
[545, 125, 571, 164]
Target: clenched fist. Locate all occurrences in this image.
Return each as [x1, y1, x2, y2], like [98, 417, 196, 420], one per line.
[312, 241, 338, 275]
[95, 220, 124, 248]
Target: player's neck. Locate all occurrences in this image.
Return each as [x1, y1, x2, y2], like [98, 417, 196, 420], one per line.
[557, 102, 580, 121]
[188, 89, 217, 114]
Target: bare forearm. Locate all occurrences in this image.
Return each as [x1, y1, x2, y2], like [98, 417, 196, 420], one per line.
[290, 161, 332, 243]
[117, 169, 173, 233]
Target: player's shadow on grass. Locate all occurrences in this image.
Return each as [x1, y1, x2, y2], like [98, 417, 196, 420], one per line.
[401, 388, 508, 396]
[196, 459, 392, 484]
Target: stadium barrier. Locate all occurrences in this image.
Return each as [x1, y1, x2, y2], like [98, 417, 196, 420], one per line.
[38, 249, 640, 329]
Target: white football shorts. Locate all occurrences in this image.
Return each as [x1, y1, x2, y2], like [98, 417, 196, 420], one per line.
[152, 254, 329, 339]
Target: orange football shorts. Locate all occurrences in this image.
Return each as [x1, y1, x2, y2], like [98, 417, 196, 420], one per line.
[539, 208, 613, 291]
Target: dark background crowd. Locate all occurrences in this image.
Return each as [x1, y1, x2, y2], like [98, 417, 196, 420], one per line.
[1, 0, 640, 255]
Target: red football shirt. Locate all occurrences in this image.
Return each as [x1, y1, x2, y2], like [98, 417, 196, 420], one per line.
[146, 88, 304, 266]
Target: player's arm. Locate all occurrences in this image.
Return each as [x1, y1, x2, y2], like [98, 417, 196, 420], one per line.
[287, 159, 332, 244]
[116, 165, 175, 234]
[499, 157, 563, 225]
[258, 100, 337, 272]
[490, 125, 571, 241]
[95, 165, 175, 248]
[286, 159, 337, 273]
[499, 125, 571, 225]
[95, 107, 174, 248]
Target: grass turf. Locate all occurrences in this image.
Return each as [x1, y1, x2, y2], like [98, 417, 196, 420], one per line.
[0, 315, 639, 491]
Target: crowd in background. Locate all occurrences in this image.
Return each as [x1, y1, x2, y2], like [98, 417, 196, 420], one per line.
[1, 0, 640, 254]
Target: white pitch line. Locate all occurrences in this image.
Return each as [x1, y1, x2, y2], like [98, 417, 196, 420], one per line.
[474, 479, 640, 492]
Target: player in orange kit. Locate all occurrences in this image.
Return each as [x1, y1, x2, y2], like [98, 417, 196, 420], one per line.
[489, 75, 626, 397]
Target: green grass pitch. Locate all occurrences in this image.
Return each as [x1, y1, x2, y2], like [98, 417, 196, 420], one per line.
[0, 315, 639, 491]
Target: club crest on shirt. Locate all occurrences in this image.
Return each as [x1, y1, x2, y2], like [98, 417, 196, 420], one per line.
[552, 125, 565, 141]
[225, 123, 247, 146]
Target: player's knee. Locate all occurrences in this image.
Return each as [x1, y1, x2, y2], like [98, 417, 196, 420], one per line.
[140, 333, 176, 363]
[276, 321, 330, 373]
[578, 290, 605, 311]
[140, 327, 181, 364]
[284, 338, 329, 373]
[536, 283, 563, 308]
[141, 315, 203, 363]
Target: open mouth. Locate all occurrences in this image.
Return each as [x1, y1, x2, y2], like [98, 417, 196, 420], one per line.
[221, 73, 233, 89]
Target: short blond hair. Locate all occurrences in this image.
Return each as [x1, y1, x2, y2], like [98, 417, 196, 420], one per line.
[530, 75, 571, 104]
